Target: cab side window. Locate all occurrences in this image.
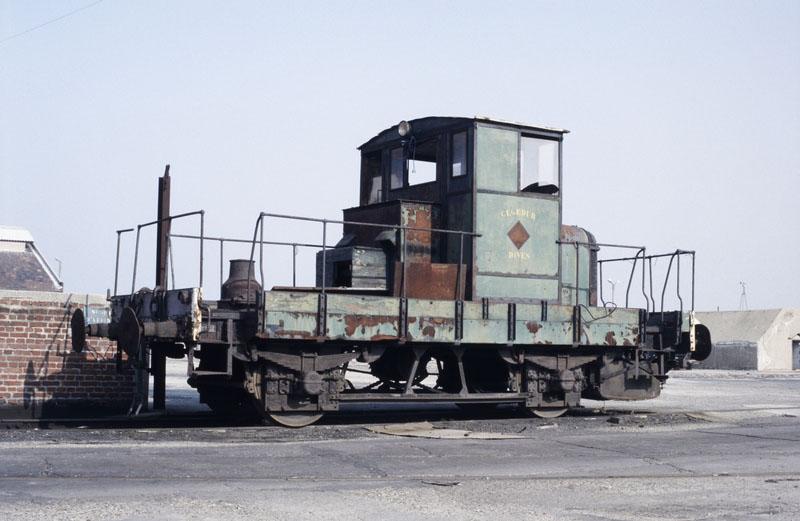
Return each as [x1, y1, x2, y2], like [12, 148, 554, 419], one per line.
[390, 147, 404, 190]
[362, 151, 383, 204]
[451, 131, 467, 177]
[520, 136, 559, 194]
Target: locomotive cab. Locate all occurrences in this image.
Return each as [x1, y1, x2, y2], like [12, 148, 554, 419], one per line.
[323, 116, 595, 305]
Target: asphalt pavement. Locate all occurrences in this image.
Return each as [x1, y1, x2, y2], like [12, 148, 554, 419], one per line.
[0, 365, 798, 520]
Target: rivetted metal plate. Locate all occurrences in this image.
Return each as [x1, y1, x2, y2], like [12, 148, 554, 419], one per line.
[118, 306, 141, 358]
[70, 308, 86, 353]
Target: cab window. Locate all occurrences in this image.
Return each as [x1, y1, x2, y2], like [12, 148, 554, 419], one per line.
[362, 151, 382, 204]
[408, 137, 438, 185]
[451, 131, 467, 177]
[520, 136, 559, 194]
[390, 147, 404, 189]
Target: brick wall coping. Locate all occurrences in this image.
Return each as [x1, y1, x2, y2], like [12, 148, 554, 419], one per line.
[0, 289, 108, 306]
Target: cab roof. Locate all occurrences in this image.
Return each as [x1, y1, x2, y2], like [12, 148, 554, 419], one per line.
[358, 116, 569, 151]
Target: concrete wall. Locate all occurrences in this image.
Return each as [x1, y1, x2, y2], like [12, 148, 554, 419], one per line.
[699, 341, 758, 370]
[758, 309, 800, 371]
[0, 290, 133, 418]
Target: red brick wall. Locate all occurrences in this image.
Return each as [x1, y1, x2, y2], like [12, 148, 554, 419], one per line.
[0, 291, 133, 418]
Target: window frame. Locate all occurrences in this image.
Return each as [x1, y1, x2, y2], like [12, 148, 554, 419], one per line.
[450, 130, 468, 179]
[389, 146, 405, 191]
[518, 133, 561, 196]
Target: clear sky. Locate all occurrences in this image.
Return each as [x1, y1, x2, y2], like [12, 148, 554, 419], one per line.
[1, 0, 798, 311]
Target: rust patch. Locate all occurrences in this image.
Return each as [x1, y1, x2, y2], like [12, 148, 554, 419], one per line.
[421, 326, 436, 337]
[623, 338, 633, 346]
[526, 321, 541, 334]
[273, 329, 313, 339]
[371, 334, 398, 341]
[344, 315, 397, 337]
[605, 331, 617, 346]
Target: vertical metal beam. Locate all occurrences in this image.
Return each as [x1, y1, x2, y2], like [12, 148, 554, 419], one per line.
[152, 165, 171, 412]
[156, 165, 171, 290]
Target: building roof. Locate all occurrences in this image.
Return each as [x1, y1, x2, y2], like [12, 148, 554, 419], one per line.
[696, 309, 785, 343]
[0, 225, 34, 243]
[0, 226, 62, 292]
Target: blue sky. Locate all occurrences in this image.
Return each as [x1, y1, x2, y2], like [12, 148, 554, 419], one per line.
[1, 0, 798, 310]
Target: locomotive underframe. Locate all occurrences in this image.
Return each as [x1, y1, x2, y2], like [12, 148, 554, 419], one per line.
[105, 285, 705, 425]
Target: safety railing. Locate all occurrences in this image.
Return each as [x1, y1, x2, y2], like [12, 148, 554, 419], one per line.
[112, 210, 205, 297]
[169, 233, 324, 291]
[557, 240, 646, 308]
[244, 212, 480, 328]
[598, 249, 695, 314]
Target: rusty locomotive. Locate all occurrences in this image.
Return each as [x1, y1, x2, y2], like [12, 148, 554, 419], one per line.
[72, 116, 711, 426]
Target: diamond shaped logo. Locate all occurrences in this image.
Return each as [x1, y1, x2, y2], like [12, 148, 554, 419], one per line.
[507, 221, 530, 250]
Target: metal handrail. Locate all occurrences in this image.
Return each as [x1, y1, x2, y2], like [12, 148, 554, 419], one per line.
[246, 211, 482, 327]
[599, 249, 695, 313]
[170, 233, 324, 290]
[123, 210, 205, 296]
[560, 241, 646, 309]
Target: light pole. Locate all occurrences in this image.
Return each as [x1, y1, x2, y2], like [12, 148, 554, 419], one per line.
[607, 278, 620, 304]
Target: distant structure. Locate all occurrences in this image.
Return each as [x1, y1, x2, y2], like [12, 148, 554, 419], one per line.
[696, 309, 800, 371]
[0, 225, 63, 292]
[738, 281, 748, 311]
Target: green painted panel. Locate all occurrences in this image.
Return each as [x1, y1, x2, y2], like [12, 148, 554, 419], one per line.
[476, 126, 518, 192]
[560, 242, 591, 305]
[462, 301, 508, 343]
[407, 299, 456, 342]
[262, 292, 641, 347]
[475, 192, 559, 277]
[263, 292, 319, 339]
[475, 275, 558, 300]
[326, 293, 399, 341]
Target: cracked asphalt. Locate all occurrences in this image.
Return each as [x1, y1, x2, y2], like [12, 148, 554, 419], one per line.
[1, 369, 799, 520]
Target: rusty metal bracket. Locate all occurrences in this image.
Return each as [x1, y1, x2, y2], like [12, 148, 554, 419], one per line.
[316, 292, 327, 339]
[507, 303, 516, 343]
[572, 305, 581, 347]
[454, 300, 464, 343]
[399, 297, 408, 341]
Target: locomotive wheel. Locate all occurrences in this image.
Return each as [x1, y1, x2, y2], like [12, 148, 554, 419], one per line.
[527, 407, 568, 419]
[265, 411, 324, 428]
